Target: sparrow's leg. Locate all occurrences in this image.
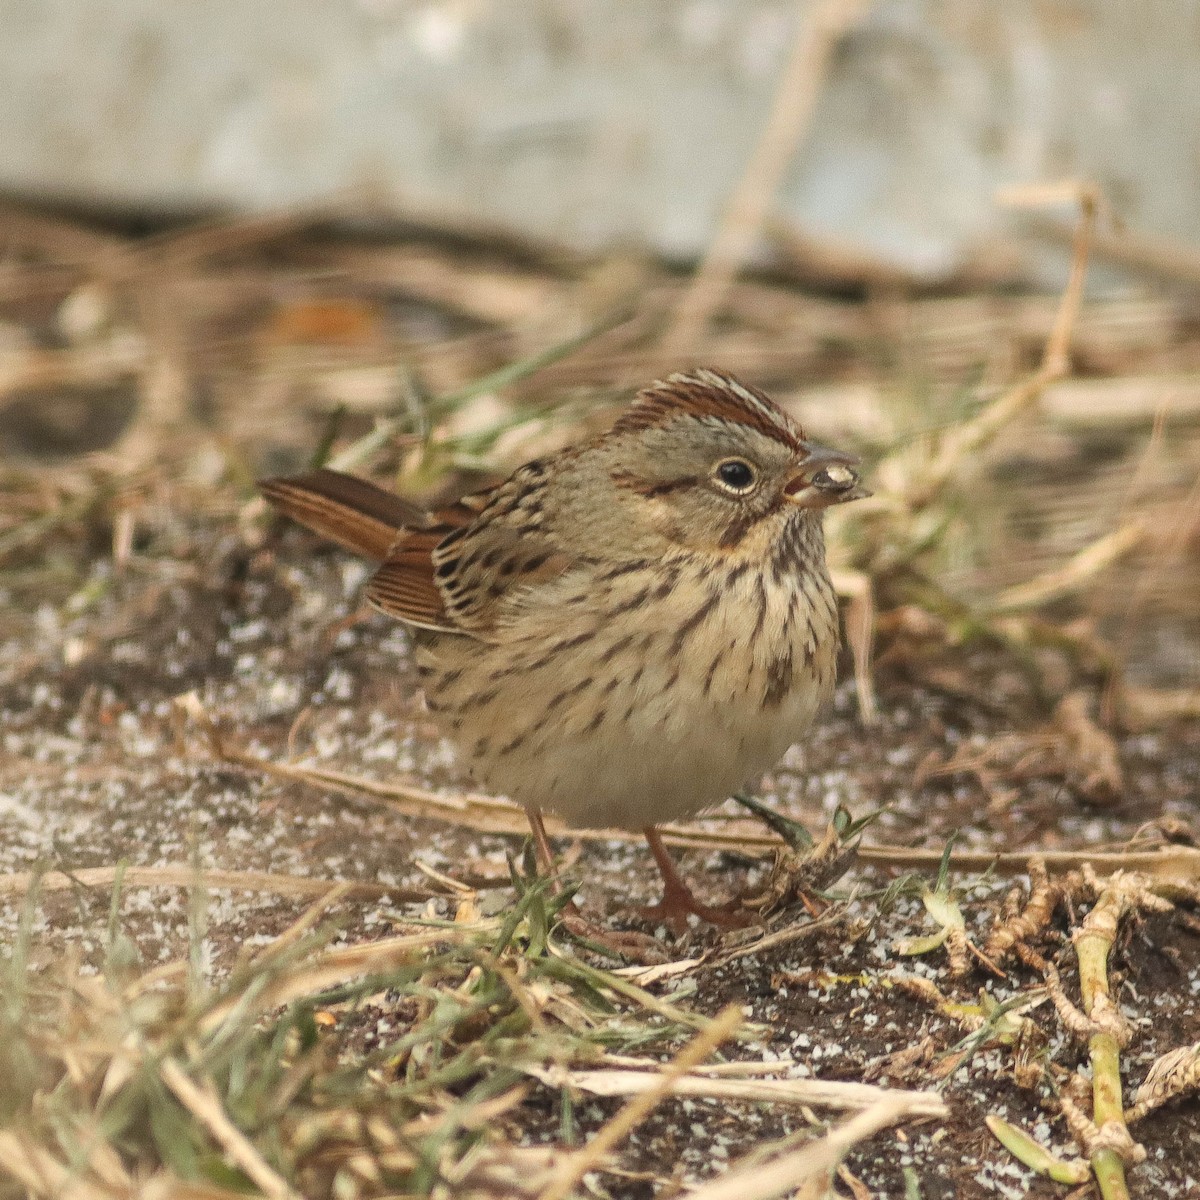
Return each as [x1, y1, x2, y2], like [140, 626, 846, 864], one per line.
[639, 826, 749, 934]
[525, 807, 665, 959]
[526, 806, 559, 877]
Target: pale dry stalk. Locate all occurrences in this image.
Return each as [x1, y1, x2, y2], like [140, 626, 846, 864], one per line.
[682, 1094, 930, 1200]
[535, 1004, 744, 1200]
[158, 1059, 301, 1200]
[664, 0, 872, 355]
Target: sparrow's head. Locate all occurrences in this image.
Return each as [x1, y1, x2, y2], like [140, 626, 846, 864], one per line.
[588, 369, 867, 554]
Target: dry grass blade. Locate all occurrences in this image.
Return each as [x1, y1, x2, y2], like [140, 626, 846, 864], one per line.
[0, 865, 410, 900]
[705, 900, 848, 967]
[158, 1059, 300, 1200]
[9, 158, 1200, 1200]
[245, 880, 358, 966]
[1028, 211, 1200, 287]
[139, 1178, 274, 1200]
[682, 1095, 933, 1200]
[1118, 684, 1200, 729]
[199, 924, 498, 1030]
[536, 1004, 744, 1200]
[857, 843, 1200, 881]
[522, 1066, 947, 1118]
[0, 856, 709, 1200]
[195, 711, 1200, 885]
[596, 1055, 790, 1077]
[831, 566, 878, 723]
[0, 1129, 121, 1200]
[900, 183, 1096, 511]
[992, 521, 1144, 613]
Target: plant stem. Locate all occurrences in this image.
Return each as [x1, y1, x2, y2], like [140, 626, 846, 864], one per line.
[1074, 879, 1133, 1200]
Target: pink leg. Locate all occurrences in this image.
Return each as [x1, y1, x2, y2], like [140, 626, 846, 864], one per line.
[526, 806, 558, 876]
[640, 826, 748, 934]
[526, 808, 665, 958]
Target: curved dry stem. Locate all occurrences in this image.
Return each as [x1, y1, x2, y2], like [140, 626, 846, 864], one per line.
[1072, 873, 1148, 1200]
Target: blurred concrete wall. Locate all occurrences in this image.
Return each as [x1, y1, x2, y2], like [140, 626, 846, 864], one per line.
[2, 1, 1198, 278]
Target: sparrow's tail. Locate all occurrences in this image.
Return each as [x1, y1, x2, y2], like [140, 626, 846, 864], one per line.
[258, 468, 425, 560]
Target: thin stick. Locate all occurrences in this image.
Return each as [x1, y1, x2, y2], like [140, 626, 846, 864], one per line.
[831, 566, 878, 723]
[247, 881, 356, 966]
[0, 1129, 117, 1200]
[905, 183, 1097, 510]
[527, 806, 558, 875]
[991, 520, 1144, 613]
[197, 725, 1200, 878]
[1027, 211, 1200, 288]
[198, 923, 499, 1030]
[536, 1004, 744, 1200]
[856, 843, 1200, 880]
[663, 0, 871, 356]
[1041, 185, 1097, 374]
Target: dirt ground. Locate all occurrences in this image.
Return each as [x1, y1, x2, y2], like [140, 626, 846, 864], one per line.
[2, 507, 1199, 1197]
[2, 209, 1200, 1198]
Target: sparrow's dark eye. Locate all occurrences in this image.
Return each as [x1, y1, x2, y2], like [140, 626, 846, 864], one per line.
[714, 458, 757, 493]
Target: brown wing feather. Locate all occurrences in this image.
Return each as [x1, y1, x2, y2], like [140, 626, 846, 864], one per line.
[364, 529, 461, 632]
[259, 468, 427, 560]
[261, 465, 569, 639]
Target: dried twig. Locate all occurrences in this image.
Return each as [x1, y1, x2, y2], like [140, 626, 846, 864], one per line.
[663, 0, 871, 355]
[523, 1065, 946, 1118]
[831, 566, 878, 723]
[198, 924, 499, 1030]
[900, 183, 1096, 512]
[1027, 211, 1200, 288]
[194, 713, 1200, 881]
[0, 1129, 122, 1200]
[992, 521, 1144, 613]
[0, 865, 419, 900]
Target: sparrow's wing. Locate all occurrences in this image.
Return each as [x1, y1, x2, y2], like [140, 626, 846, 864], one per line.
[358, 537, 452, 631]
[260, 468, 473, 634]
[260, 466, 570, 638]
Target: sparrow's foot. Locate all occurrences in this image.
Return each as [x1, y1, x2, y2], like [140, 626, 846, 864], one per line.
[560, 904, 670, 962]
[638, 824, 753, 935]
[636, 880, 751, 936]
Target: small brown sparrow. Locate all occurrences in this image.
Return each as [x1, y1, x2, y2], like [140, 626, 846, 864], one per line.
[260, 369, 867, 929]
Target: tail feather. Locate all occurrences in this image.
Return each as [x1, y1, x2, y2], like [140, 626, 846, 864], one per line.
[258, 468, 426, 560]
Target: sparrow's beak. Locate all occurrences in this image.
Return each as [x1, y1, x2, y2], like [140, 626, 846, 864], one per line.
[783, 442, 871, 508]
